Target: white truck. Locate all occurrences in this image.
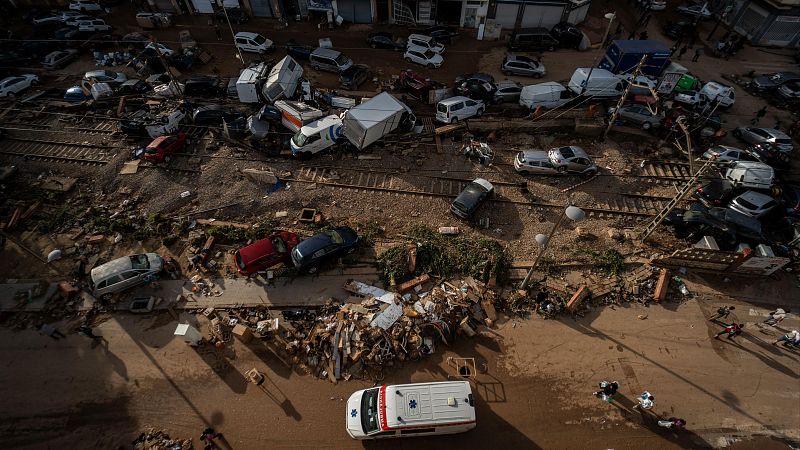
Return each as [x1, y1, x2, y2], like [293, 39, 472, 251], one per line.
[236, 56, 303, 104]
[290, 92, 415, 157]
[274, 100, 326, 132]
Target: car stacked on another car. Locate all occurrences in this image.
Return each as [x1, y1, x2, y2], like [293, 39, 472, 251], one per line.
[693, 179, 737, 207]
[454, 72, 496, 102]
[728, 191, 779, 218]
[547, 146, 598, 175]
[143, 132, 188, 163]
[84, 70, 127, 86]
[493, 80, 523, 104]
[513, 150, 560, 175]
[734, 127, 794, 153]
[701, 145, 757, 163]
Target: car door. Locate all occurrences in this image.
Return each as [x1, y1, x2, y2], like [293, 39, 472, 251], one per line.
[450, 101, 464, 119]
[6, 77, 24, 94]
[411, 50, 424, 64]
[465, 99, 478, 116]
[568, 157, 589, 172]
[236, 37, 250, 51]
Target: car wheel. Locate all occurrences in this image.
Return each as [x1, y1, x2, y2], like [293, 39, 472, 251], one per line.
[733, 129, 742, 138]
[642, 122, 652, 130]
[6, 92, 14, 100]
[312, 64, 320, 70]
[307, 266, 318, 274]
[476, 108, 484, 117]
[164, 155, 172, 163]
[557, 166, 567, 174]
[451, 117, 458, 123]
[404, 57, 411, 63]
[31, 80, 39, 86]
[534, 72, 543, 79]
[370, 43, 377, 49]
[583, 169, 598, 178]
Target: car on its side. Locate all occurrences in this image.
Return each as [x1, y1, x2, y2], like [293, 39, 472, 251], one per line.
[290, 226, 359, 274]
[404, 46, 443, 68]
[84, 69, 127, 85]
[501, 54, 546, 78]
[701, 145, 757, 163]
[143, 132, 188, 163]
[513, 150, 560, 175]
[339, 64, 370, 90]
[733, 127, 794, 153]
[0, 74, 40, 98]
[90, 253, 163, 298]
[451, 178, 494, 219]
[493, 80, 523, 103]
[547, 146, 598, 175]
[693, 179, 737, 207]
[41, 49, 79, 69]
[728, 190, 779, 218]
[233, 231, 300, 275]
[116, 79, 152, 95]
[366, 32, 405, 50]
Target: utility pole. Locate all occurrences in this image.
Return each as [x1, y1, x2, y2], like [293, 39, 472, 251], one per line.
[675, 117, 694, 176]
[220, 6, 245, 67]
[603, 54, 648, 140]
[582, 12, 616, 96]
[150, 37, 184, 101]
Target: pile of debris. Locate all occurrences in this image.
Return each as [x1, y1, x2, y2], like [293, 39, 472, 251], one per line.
[266, 276, 499, 383]
[131, 428, 191, 450]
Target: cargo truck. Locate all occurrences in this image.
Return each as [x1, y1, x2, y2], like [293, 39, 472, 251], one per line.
[598, 40, 671, 78]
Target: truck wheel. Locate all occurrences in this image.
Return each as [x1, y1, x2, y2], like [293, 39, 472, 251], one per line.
[642, 122, 652, 130]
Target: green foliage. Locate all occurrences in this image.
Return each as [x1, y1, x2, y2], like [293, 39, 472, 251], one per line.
[206, 219, 276, 245]
[356, 220, 383, 246]
[376, 225, 509, 285]
[586, 249, 625, 276]
[162, 235, 179, 246]
[40, 205, 74, 233]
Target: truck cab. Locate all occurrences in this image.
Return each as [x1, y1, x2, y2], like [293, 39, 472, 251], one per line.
[291, 115, 343, 157]
[346, 381, 476, 440]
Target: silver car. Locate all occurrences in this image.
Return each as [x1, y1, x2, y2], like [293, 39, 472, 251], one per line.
[90, 253, 163, 298]
[547, 145, 598, 175]
[501, 54, 546, 78]
[728, 191, 778, 218]
[493, 80, 523, 104]
[701, 145, 758, 163]
[42, 49, 79, 70]
[733, 127, 794, 153]
[616, 105, 663, 130]
[514, 150, 560, 175]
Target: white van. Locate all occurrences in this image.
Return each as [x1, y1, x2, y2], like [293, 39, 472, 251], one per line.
[291, 115, 343, 157]
[274, 100, 326, 132]
[90, 253, 163, 298]
[568, 68, 623, 98]
[262, 55, 303, 103]
[519, 82, 573, 109]
[234, 32, 274, 54]
[724, 161, 774, 190]
[346, 381, 476, 439]
[435, 96, 484, 123]
[699, 81, 735, 108]
[309, 48, 353, 73]
[407, 34, 445, 53]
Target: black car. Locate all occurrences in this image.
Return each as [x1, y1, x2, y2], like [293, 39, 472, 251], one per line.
[666, 205, 763, 245]
[422, 25, 459, 44]
[663, 21, 695, 39]
[339, 64, 370, 90]
[455, 73, 496, 101]
[116, 79, 152, 95]
[286, 42, 314, 60]
[779, 185, 800, 219]
[508, 27, 559, 52]
[750, 72, 800, 93]
[290, 226, 360, 273]
[192, 105, 230, 125]
[745, 143, 791, 169]
[451, 178, 494, 219]
[693, 179, 736, 207]
[366, 32, 405, 50]
[214, 7, 248, 24]
[146, 72, 172, 86]
[184, 76, 225, 97]
[550, 22, 583, 49]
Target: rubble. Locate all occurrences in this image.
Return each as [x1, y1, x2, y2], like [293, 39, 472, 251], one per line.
[131, 428, 191, 450]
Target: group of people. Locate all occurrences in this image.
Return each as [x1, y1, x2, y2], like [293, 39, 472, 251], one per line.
[707, 305, 797, 348]
[714, 33, 745, 59]
[593, 381, 686, 430]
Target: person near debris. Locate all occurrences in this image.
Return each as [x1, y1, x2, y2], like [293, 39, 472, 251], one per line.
[677, 45, 689, 60]
[39, 323, 66, 340]
[77, 325, 101, 340]
[200, 427, 222, 450]
[715, 323, 744, 340]
[593, 380, 619, 402]
[708, 306, 735, 322]
[535, 288, 549, 311]
[774, 119, 782, 131]
[773, 330, 799, 347]
[628, 30, 637, 40]
[214, 24, 222, 41]
[752, 106, 767, 125]
[692, 47, 702, 62]
[635, 391, 655, 410]
[764, 308, 789, 326]
[638, 30, 649, 40]
[658, 417, 686, 429]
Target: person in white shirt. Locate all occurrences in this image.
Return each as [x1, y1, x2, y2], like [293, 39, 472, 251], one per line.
[636, 391, 655, 410]
[773, 330, 799, 347]
[764, 308, 790, 326]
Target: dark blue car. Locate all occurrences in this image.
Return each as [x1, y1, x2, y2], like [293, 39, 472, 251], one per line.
[286, 42, 314, 60]
[291, 226, 359, 273]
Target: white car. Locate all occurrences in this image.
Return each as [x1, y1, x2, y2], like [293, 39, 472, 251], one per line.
[234, 32, 274, 54]
[84, 70, 127, 85]
[145, 42, 175, 56]
[728, 191, 778, 218]
[435, 96, 484, 123]
[618, 73, 657, 96]
[69, 0, 103, 11]
[0, 74, 40, 98]
[678, 3, 712, 19]
[404, 45, 443, 68]
[64, 14, 93, 26]
[701, 145, 756, 163]
[76, 18, 111, 32]
[674, 89, 702, 106]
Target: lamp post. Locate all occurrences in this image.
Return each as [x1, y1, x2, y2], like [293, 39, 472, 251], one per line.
[601, 12, 617, 48]
[582, 12, 616, 96]
[519, 206, 586, 290]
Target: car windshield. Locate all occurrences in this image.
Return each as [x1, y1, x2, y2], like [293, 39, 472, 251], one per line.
[361, 388, 380, 434]
[326, 230, 343, 244]
[254, 35, 267, 45]
[292, 130, 308, 147]
[437, 103, 447, 113]
[271, 236, 287, 253]
[424, 50, 436, 59]
[776, 138, 791, 144]
[334, 54, 349, 65]
[129, 254, 150, 270]
[737, 198, 758, 210]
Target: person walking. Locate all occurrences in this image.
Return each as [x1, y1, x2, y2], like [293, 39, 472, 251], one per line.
[708, 306, 735, 322]
[77, 325, 101, 340]
[764, 308, 789, 326]
[715, 323, 744, 340]
[658, 417, 687, 429]
[200, 427, 222, 450]
[639, 30, 649, 40]
[635, 391, 655, 410]
[593, 380, 620, 402]
[772, 330, 799, 347]
[752, 106, 767, 125]
[628, 30, 637, 40]
[677, 45, 689, 60]
[692, 47, 702, 62]
[214, 23, 222, 41]
[39, 323, 66, 340]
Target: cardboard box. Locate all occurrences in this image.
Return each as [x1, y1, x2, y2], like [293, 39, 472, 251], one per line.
[232, 324, 253, 343]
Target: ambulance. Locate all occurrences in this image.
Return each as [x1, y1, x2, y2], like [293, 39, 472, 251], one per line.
[346, 381, 476, 439]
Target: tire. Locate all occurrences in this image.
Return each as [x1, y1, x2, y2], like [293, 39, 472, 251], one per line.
[533, 72, 543, 79]
[370, 43, 377, 49]
[404, 57, 411, 63]
[557, 166, 567, 174]
[451, 117, 458, 123]
[164, 155, 172, 163]
[312, 64, 320, 70]
[642, 122, 652, 130]
[476, 108, 484, 117]
[7, 92, 14, 100]
[307, 266, 318, 274]
[733, 129, 742, 138]
[31, 80, 39, 86]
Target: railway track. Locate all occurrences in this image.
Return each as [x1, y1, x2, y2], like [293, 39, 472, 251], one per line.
[290, 166, 671, 219]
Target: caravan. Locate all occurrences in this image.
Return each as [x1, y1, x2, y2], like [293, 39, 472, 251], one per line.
[519, 82, 573, 109]
[567, 68, 624, 98]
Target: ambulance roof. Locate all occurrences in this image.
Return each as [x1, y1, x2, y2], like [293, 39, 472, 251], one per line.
[382, 381, 475, 429]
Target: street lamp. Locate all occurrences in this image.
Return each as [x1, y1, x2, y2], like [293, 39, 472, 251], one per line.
[519, 206, 586, 289]
[582, 13, 616, 96]
[601, 12, 617, 48]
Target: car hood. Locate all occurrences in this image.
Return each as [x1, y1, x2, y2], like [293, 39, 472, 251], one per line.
[335, 226, 359, 246]
[346, 391, 367, 438]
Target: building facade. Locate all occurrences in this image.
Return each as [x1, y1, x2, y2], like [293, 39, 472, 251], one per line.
[722, 0, 800, 46]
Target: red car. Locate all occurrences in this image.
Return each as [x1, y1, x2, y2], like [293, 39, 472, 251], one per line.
[143, 132, 188, 163]
[233, 231, 300, 275]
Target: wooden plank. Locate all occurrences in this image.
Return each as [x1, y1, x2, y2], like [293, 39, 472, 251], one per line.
[654, 268, 670, 302]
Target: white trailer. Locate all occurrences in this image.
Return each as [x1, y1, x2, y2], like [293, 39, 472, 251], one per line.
[342, 92, 414, 150]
